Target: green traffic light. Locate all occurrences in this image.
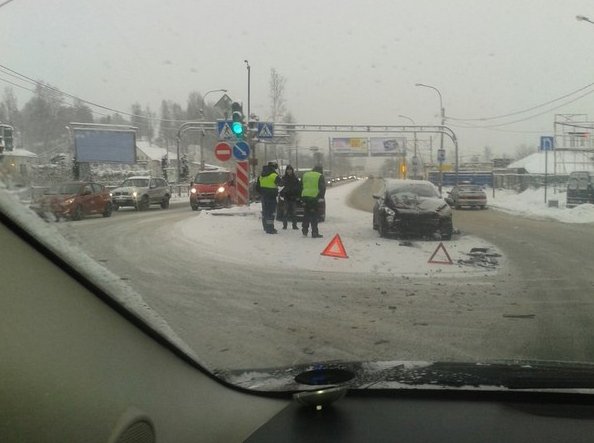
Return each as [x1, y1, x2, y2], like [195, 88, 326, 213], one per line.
[232, 121, 244, 135]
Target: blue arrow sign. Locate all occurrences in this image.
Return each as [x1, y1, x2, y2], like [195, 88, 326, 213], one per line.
[257, 122, 274, 139]
[233, 141, 250, 160]
[540, 136, 554, 151]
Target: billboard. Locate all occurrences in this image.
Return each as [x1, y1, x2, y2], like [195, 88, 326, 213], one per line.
[74, 129, 136, 164]
[370, 137, 407, 157]
[331, 137, 369, 157]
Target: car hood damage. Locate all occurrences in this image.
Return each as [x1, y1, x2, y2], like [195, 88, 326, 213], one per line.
[389, 195, 447, 213]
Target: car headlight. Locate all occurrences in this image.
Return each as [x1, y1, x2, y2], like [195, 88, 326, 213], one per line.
[64, 198, 75, 205]
[132, 191, 138, 197]
[217, 186, 225, 193]
[109, 192, 113, 197]
[190, 188, 197, 194]
[384, 207, 395, 216]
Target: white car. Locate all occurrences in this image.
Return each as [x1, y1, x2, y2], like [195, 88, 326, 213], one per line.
[111, 176, 171, 211]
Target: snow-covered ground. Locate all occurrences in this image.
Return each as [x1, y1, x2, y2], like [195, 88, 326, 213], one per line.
[176, 181, 503, 278]
[485, 186, 594, 224]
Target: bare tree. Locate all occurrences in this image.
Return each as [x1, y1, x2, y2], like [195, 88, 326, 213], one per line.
[269, 68, 286, 122]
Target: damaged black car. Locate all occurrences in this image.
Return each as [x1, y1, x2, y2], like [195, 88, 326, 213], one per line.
[372, 179, 453, 240]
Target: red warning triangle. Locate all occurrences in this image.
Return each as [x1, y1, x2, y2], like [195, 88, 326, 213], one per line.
[428, 242, 453, 265]
[321, 234, 349, 259]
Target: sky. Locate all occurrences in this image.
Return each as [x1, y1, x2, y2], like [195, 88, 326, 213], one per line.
[3, 0, 594, 162]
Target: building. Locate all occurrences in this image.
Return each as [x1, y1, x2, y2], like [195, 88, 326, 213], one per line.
[0, 148, 38, 186]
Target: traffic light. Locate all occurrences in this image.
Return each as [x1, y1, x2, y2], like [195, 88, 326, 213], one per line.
[231, 102, 244, 137]
[399, 161, 407, 178]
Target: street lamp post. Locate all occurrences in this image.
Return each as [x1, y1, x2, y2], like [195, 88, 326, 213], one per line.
[398, 114, 418, 179]
[199, 89, 227, 170]
[415, 82, 454, 190]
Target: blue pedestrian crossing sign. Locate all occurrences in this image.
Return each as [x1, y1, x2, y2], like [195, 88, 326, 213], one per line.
[217, 120, 235, 140]
[540, 136, 554, 151]
[257, 122, 274, 139]
[233, 141, 250, 160]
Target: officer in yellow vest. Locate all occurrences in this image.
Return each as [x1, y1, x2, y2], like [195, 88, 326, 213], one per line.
[255, 162, 283, 234]
[301, 165, 326, 238]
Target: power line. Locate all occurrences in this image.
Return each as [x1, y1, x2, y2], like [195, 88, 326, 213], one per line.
[447, 82, 594, 122]
[448, 89, 594, 129]
[0, 63, 189, 124]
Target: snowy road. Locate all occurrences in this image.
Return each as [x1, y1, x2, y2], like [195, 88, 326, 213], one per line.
[56, 179, 594, 372]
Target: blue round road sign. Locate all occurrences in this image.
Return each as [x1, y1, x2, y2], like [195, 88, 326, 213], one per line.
[233, 141, 250, 160]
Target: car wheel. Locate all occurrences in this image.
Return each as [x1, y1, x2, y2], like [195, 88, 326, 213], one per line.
[224, 197, 232, 208]
[481, 205, 487, 210]
[455, 204, 461, 210]
[160, 195, 170, 209]
[139, 195, 150, 211]
[72, 205, 83, 221]
[191, 203, 199, 211]
[378, 217, 388, 238]
[440, 220, 453, 240]
[102, 202, 113, 217]
[112, 203, 119, 211]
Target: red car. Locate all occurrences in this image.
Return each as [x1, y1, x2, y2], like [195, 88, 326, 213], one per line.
[190, 170, 237, 210]
[31, 181, 113, 221]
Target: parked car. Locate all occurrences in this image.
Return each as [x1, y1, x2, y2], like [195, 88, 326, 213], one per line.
[111, 176, 170, 211]
[190, 169, 236, 210]
[276, 169, 326, 222]
[372, 179, 452, 240]
[30, 181, 113, 221]
[566, 171, 594, 208]
[277, 196, 326, 223]
[446, 184, 487, 209]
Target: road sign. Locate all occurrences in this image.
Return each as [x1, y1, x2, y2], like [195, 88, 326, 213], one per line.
[233, 141, 250, 161]
[437, 149, 446, 162]
[217, 120, 234, 139]
[540, 136, 554, 151]
[257, 122, 274, 139]
[214, 142, 232, 161]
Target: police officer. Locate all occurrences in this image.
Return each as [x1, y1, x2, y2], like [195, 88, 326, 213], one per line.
[255, 162, 283, 234]
[301, 165, 326, 238]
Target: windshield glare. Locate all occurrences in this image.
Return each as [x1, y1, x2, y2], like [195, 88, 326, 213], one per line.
[4, 0, 594, 394]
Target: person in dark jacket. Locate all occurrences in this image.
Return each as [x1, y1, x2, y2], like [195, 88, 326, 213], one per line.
[255, 162, 283, 234]
[301, 165, 326, 238]
[279, 165, 302, 230]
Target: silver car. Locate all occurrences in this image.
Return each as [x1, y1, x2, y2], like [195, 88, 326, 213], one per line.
[447, 184, 487, 209]
[111, 176, 171, 211]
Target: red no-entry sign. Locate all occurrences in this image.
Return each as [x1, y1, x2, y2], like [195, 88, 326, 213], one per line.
[214, 142, 232, 162]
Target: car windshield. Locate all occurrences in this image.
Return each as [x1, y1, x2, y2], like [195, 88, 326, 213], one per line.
[121, 178, 149, 188]
[45, 183, 82, 195]
[4, 0, 594, 395]
[194, 172, 228, 184]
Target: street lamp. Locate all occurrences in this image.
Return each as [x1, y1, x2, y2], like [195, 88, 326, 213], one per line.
[415, 82, 455, 189]
[398, 114, 418, 179]
[198, 89, 227, 170]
